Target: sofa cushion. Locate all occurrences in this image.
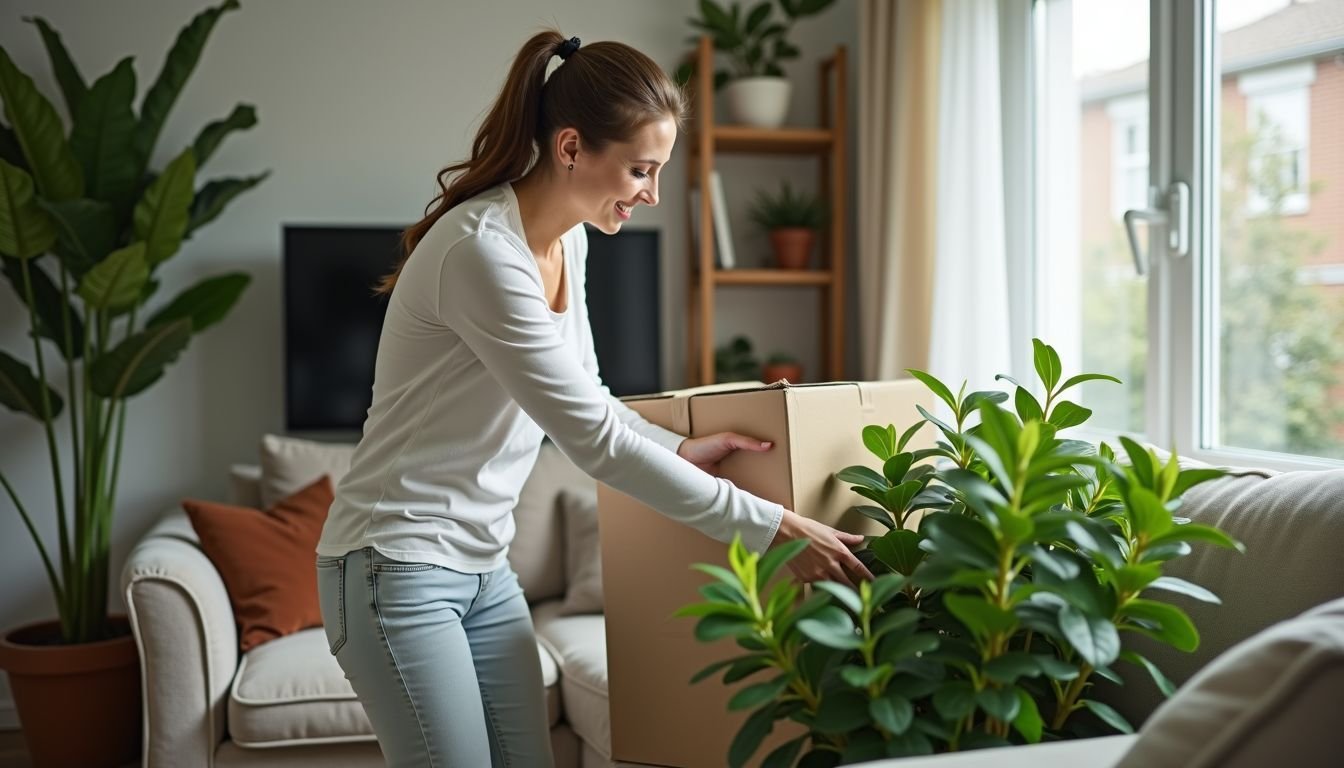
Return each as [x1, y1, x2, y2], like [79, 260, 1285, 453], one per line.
[259, 434, 355, 509]
[845, 734, 1137, 767]
[229, 627, 562, 747]
[1115, 597, 1344, 768]
[1102, 466, 1344, 724]
[183, 476, 333, 652]
[533, 600, 610, 757]
[510, 441, 595, 604]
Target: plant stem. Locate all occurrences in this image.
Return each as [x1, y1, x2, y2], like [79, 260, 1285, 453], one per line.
[57, 263, 80, 574]
[1050, 663, 1093, 730]
[1, 471, 61, 602]
[19, 257, 71, 637]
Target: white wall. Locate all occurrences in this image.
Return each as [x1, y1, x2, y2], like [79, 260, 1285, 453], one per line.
[0, 0, 858, 727]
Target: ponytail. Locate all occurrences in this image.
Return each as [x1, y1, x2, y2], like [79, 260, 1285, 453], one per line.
[376, 30, 565, 295]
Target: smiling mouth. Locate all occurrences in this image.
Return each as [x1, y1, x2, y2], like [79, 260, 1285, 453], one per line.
[616, 202, 632, 214]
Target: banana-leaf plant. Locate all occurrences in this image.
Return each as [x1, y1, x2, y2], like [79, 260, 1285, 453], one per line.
[679, 339, 1245, 766]
[0, 0, 267, 644]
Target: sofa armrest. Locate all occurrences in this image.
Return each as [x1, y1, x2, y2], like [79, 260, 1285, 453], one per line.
[122, 509, 239, 768]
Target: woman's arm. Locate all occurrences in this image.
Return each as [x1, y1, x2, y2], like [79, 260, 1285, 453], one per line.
[437, 232, 781, 553]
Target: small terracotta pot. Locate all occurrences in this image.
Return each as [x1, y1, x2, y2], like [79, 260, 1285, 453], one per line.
[762, 363, 804, 384]
[0, 616, 141, 767]
[768, 228, 816, 270]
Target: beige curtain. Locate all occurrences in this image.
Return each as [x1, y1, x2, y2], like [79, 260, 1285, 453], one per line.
[858, 0, 941, 380]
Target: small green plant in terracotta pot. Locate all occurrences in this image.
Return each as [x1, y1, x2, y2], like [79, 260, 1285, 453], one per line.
[762, 351, 803, 383]
[715, 335, 761, 383]
[748, 181, 826, 269]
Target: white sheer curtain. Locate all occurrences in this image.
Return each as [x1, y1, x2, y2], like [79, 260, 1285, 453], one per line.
[928, 0, 1011, 393]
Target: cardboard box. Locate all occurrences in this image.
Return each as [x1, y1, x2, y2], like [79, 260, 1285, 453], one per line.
[599, 380, 935, 767]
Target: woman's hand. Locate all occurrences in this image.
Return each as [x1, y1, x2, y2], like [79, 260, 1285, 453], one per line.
[676, 432, 774, 476]
[773, 510, 873, 587]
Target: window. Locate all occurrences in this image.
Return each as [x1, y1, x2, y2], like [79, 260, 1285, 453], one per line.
[1239, 63, 1313, 215]
[1031, 0, 1344, 467]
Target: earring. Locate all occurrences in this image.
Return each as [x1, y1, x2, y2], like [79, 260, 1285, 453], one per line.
[567, 163, 574, 171]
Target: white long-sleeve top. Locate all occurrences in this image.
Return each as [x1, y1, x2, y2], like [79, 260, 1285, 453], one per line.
[316, 182, 785, 572]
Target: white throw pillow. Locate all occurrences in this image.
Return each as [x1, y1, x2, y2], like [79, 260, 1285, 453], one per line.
[258, 434, 356, 509]
[558, 490, 603, 615]
[1116, 596, 1344, 768]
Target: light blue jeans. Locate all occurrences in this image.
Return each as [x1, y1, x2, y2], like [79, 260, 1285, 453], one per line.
[315, 547, 554, 767]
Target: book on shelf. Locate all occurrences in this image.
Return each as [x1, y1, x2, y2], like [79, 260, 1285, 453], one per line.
[688, 170, 735, 269]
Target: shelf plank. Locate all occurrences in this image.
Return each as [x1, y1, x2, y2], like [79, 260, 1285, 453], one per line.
[692, 125, 834, 155]
[711, 269, 833, 286]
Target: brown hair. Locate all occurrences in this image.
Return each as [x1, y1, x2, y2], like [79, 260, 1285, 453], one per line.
[375, 29, 686, 295]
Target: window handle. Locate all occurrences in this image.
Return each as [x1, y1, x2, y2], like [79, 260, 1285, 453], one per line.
[1124, 181, 1190, 276]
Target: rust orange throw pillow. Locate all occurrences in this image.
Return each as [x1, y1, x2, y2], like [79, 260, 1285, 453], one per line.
[183, 475, 334, 652]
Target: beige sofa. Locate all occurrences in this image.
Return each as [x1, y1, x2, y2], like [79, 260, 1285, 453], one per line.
[122, 439, 607, 768]
[123, 438, 1344, 767]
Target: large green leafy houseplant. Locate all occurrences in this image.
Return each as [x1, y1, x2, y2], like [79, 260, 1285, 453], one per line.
[0, 0, 266, 644]
[679, 340, 1244, 766]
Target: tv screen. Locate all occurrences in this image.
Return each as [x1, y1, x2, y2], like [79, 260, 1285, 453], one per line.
[282, 224, 661, 432]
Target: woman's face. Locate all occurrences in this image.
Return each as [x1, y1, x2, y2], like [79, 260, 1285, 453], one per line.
[569, 117, 677, 235]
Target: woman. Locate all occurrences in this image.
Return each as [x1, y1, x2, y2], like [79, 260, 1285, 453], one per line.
[314, 30, 871, 768]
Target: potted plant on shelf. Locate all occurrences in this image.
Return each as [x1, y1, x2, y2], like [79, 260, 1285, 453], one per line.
[0, 2, 265, 765]
[715, 335, 761, 383]
[679, 339, 1243, 765]
[762, 351, 803, 384]
[749, 180, 826, 269]
[675, 0, 838, 128]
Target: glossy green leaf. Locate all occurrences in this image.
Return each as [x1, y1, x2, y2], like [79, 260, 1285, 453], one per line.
[945, 593, 1018, 639]
[192, 102, 256, 169]
[1058, 372, 1122, 393]
[897, 420, 926, 452]
[133, 148, 194, 267]
[1120, 649, 1177, 697]
[1126, 485, 1173, 538]
[1149, 522, 1245, 553]
[1048, 400, 1092, 430]
[932, 681, 976, 720]
[797, 606, 862, 650]
[35, 196, 114, 277]
[1146, 576, 1220, 604]
[187, 170, 269, 235]
[813, 581, 861, 615]
[1058, 603, 1121, 668]
[976, 686, 1021, 722]
[728, 674, 789, 711]
[837, 465, 887, 491]
[0, 47, 83, 200]
[1032, 338, 1062, 391]
[88, 317, 192, 399]
[840, 663, 891, 688]
[77, 241, 147, 310]
[1015, 386, 1043, 424]
[852, 504, 895, 530]
[1012, 688, 1044, 743]
[134, 0, 241, 170]
[882, 453, 914, 484]
[870, 528, 924, 575]
[692, 613, 756, 643]
[0, 159, 56, 258]
[755, 537, 808, 586]
[69, 57, 138, 213]
[863, 423, 895, 461]
[1083, 699, 1134, 734]
[23, 17, 87, 115]
[870, 694, 914, 735]
[760, 736, 805, 768]
[983, 652, 1045, 684]
[728, 703, 776, 768]
[0, 348, 63, 419]
[1121, 599, 1199, 652]
[906, 368, 958, 412]
[812, 689, 869, 734]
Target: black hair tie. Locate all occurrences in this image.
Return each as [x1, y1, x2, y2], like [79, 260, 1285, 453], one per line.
[557, 36, 581, 60]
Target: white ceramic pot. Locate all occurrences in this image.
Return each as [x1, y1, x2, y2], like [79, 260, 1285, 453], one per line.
[722, 76, 792, 128]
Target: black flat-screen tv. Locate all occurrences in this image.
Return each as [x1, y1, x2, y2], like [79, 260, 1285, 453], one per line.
[282, 224, 661, 432]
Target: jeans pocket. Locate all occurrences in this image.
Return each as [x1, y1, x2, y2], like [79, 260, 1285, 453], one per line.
[315, 557, 347, 655]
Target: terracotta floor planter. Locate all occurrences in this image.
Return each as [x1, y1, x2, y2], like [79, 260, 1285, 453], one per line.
[0, 616, 141, 767]
[762, 362, 804, 383]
